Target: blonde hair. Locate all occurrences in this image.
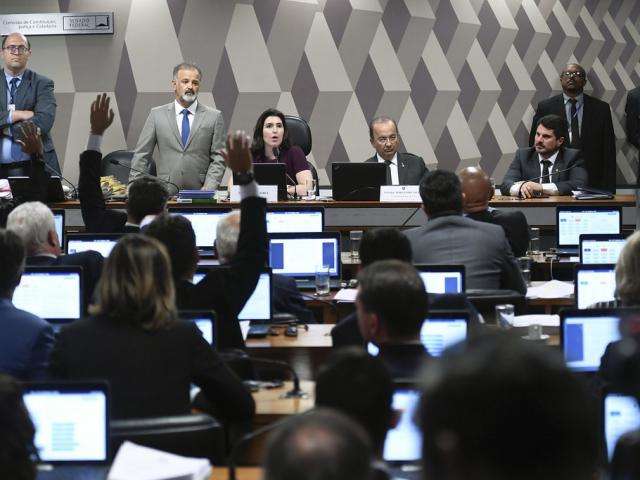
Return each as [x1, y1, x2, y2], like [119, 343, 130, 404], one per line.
[615, 231, 640, 306]
[91, 234, 177, 330]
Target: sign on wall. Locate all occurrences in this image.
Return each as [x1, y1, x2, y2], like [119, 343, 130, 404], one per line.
[0, 13, 114, 36]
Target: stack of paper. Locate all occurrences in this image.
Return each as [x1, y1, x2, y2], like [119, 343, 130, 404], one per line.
[333, 288, 358, 303]
[507, 314, 560, 328]
[526, 280, 574, 299]
[107, 442, 211, 480]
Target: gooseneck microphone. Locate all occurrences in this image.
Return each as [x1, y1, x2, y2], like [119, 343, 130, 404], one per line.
[109, 159, 180, 195]
[273, 146, 300, 200]
[516, 162, 580, 199]
[42, 161, 78, 199]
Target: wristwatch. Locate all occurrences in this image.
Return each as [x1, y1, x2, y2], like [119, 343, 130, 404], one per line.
[234, 171, 254, 186]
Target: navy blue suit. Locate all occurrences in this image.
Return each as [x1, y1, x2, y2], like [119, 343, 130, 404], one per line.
[0, 298, 54, 380]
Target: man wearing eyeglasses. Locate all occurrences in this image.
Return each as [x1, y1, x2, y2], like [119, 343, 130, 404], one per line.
[528, 63, 615, 193]
[0, 32, 59, 179]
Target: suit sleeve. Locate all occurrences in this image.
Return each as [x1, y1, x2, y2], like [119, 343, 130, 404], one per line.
[602, 103, 616, 192]
[626, 91, 640, 150]
[500, 150, 524, 195]
[30, 76, 56, 136]
[129, 111, 157, 183]
[27, 322, 55, 380]
[204, 112, 226, 191]
[499, 235, 527, 294]
[556, 150, 587, 195]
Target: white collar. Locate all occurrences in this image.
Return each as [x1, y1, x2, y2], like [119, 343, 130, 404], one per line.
[376, 152, 398, 165]
[537, 149, 559, 166]
[174, 99, 198, 116]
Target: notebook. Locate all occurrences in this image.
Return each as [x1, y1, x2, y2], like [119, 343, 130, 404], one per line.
[414, 264, 465, 294]
[574, 264, 616, 309]
[66, 233, 122, 258]
[579, 234, 626, 265]
[556, 206, 621, 255]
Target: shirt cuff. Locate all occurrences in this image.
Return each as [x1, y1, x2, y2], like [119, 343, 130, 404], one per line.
[541, 183, 559, 195]
[509, 182, 523, 196]
[239, 180, 258, 199]
[86, 134, 103, 153]
[7, 111, 12, 124]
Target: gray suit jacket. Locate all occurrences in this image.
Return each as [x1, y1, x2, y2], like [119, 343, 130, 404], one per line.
[130, 101, 226, 192]
[365, 152, 428, 185]
[405, 215, 526, 294]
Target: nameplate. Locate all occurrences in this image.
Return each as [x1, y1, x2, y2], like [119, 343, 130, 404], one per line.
[230, 185, 278, 203]
[379, 185, 421, 202]
[0, 13, 114, 36]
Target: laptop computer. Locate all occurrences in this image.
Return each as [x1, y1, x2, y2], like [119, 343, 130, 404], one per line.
[331, 162, 387, 201]
[8, 175, 65, 202]
[13, 266, 83, 328]
[66, 233, 122, 258]
[382, 385, 422, 464]
[420, 311, 469, 357]
[179, 310, 216, 348]
[579, 234, 626, 265]
[603, 391, 640, 460]
[414, 264, 465, 294]
[237, 270, 272, 322]
[52, 209, 65, 247]
[266, 207, 324, 233]
[23, 381, 109, 464]
[268, 232, 341, 289]
[234, 163, 288, 201]
[556, 206, 621, 256]
[574, 264, 616, 309]
[169, 208, 231, 256]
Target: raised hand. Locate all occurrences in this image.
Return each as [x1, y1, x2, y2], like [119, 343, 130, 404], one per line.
[220, 131, 252, 173]
[90, 93, 115, 135]
[16, 121, 43, 157]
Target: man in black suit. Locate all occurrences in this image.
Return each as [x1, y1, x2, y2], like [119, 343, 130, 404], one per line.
[365, 116, 427, 185]
[529, 63, 615, 192]
[79, 94, 170, 233]
[625, 86, 640, 181]
[459, 166, 530, 257]
[503, 114, 587, 198]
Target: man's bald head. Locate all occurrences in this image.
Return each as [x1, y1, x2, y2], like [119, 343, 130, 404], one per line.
[458, 166, 493, 213]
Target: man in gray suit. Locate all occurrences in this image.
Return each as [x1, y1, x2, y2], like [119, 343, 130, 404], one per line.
[501, 114, 587, 198]
[365, 116, 427, 185]
[405, 170, 526, 293]
[129, 62, 225, 193]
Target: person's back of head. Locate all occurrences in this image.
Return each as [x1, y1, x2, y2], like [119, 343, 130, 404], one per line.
[0, 229, 26, 300]
[263, 408, 373, 480]
[215, 211, 241, 264]
[458, 167, 492, 214]
[359, 227, 412, 267]
[127, 177, 170, 225]
[356, 260, 428, 343]
[144, 213, 198, 282]
[315, 347, 393, 456]
[615, 230, 640, 307]
[419, 332, 599, 480]
[0, 373, 36, 480]
[6, 201, 58, 256]
[419, 170, 463, 218]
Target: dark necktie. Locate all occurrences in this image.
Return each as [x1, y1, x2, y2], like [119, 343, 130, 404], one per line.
[569, 98, 580, 148]
[9, 77, 22, 160]
[181, 109, 190, 147]
[540, 160, 552, 184]
[9, 77, 18, 104]
[384, 159, 392, 185]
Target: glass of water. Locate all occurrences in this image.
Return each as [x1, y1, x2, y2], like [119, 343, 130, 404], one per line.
[305, 178, 317, 199]
[495, 304, 514, 328]
[315, 265, 331, 296]
[350, 230, 363, 261]
[528, 227, 540, 254]
[517, 257, 532, 286]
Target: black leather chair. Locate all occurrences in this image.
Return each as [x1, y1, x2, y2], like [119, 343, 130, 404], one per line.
[465, 289, 526, 324]
[110, 414, 226, 463]
[284, 115, 319, 194]
[101, 150, 134, 184]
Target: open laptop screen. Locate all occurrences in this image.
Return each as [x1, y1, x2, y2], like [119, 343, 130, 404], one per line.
[13, 267, 82, 320]
[23, 383, 108, 463]
[557, 207, 621, 248]
[53, 209, 64, 246]
[604, 393, 640, 460]
[238, 271, 272, 321]
[580, 235, 626, 265]
[420, 314, 468, 357]
[66, 234, 121, 258]
[575, 265, 616, 309]
[170, 209, 230, 250]
[266, 208, 324, 233]
[383, 388, 422, 462]
[268, 233, 340, 278]
[415, 265, 465, 294]
[561, 310, 621, 372]
[179, 311, 216, 347]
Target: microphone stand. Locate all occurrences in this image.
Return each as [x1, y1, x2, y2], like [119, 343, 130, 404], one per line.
[109, 159, 180, 196]
[273, 146, 299, 201]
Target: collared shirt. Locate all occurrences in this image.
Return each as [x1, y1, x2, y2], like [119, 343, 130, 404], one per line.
[509, 150, 560, 196]
[563, 92, 583, 143]
[377, 152, 399, 185]
[174, 99, 197, 138]
[1, 70, 29, 164]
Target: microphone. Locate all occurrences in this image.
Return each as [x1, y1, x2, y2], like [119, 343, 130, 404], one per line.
[273, 147, 300, 201]
[109, 159, 180, 195]
[516, 161, 580, 199]
[249, 357, 306, 399]
[42, 161, 78, 199]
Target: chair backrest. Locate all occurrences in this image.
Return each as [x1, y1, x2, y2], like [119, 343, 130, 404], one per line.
[110, 413, 226, 463]
[102, 150, 134, 184]
[284, 115, 312, 156]
[465, 289, 526, 324]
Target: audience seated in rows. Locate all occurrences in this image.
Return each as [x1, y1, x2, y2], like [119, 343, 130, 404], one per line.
[406, 170, 526, 293]
[0, 229, 53, 380]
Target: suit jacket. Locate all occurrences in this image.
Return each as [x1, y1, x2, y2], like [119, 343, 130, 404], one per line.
[377, 343, 429, 379]
[0, 298, 54, 380]
[365, 152, 428, 185]
[0, 69, 59, 173]
[466, 209, 530, 258]
[528, 93, 615, 192]
[130, 102, 226, 192]
[49, 316, 254, 421]
[626, 87, 640, 179]
[177, 196, 268, 350]
[500, 147, 587, 196]
[405, 215, 527, 293]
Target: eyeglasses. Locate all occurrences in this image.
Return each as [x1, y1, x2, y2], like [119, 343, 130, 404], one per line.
[375, 135, 397, 144]
[561, 71, 585, 79]
[3, 45, 29, 54]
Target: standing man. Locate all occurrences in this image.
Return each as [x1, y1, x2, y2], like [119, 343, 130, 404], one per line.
[365, 116, 428, 185]
[129, 63, 226, 193]
[625, 87, 640, 179]
[0, 32, 58, 178]
[529, 63, 615, 192]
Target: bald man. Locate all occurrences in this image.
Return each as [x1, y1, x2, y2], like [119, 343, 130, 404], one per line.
[459, 166, 530, 257]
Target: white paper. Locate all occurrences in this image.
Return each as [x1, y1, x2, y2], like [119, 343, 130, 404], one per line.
[526, 280, 574, 299]
[379, 185, 421, 202]
[230, 184, 278, 203]
[107, 442, 210, 480]
[508, 314, 560, 328]
[333, 288, 358, 302]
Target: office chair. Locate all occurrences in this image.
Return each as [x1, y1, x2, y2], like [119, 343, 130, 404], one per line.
[284, 115, 319, 194]
[465, 289, 526, 324]
[101, 150, 134, 184]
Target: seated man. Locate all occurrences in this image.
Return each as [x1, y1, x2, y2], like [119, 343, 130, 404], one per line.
[501, 114, 587, 198]
[263, 408, 373, 480]
[365, 116, 427, 185]
[419, 332, 599, 480]
[79, 94, 169, 233]
[0, 229, 54, 380]
[406, 170, 526, 293]
[459, 166, 530, 257]
[356, 260, 430, 378]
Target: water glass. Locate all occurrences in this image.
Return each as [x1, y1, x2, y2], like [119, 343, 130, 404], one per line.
[305, 178, 317, 199]
[315, 265, 331, 296]
[495, 304, 514, 328]
[528, 227, 540, 254]
[350, 230, 363, 260]
[517, 257, 532, 286]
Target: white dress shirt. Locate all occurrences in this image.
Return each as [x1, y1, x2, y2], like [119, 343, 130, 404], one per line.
[174, 99, 197, 137]
[377, 153, 399, 185]
[509, 150, 560, 196]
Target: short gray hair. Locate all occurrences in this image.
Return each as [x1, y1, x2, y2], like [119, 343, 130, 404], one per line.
[215, 211, 240, 264]
[615, 231, 640, 305]
[6, 201, 55, 255]
[172, 62, 202, 80]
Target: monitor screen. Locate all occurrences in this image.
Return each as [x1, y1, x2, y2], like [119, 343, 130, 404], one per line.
[193, 318, 213, 345]
[238, 272, 271, 321]
[67, 238, 118, 258]
[420, 318, 468, 357]
[23, 387, 108, 462]
[562, 314, 620, 372]
[604, 393, 640, 460]
[581, 238, 626, 265]
[13, 270, 81, 320]
[576, 267, 616, 309]
[419, 271, 463, 294]
[558, 208, 620, 247]
[53, 212, 64, 244]
[176, 211, 228, 248]
[383, 389, 422, 462]
[266, 210, 323, 233]
[269, 236, 339, 277]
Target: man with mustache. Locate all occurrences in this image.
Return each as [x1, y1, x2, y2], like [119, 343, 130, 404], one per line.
[129, 63, 225, 193]
[501, 114, 587, 198]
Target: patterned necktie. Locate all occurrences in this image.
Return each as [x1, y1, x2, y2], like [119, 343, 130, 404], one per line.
[569, 98, 580, 148]
[540, 160, 552, 184]
[181, 109, 190, 147]
[9, 77, 22, 160]
[9, 77, 18, 104]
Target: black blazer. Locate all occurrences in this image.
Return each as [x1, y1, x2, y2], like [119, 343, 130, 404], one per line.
[365, 152, 428, 185]
[49, 316, 254, 421]
[177, 196, 268, 350]
[626, 87, 640, 179]
[466, 209, 530, 258]
[528, 93, 616, 192]
[500, 147, 587, 196]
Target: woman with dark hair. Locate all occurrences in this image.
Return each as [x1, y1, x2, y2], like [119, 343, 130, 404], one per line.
[49, 234, 254, 422]
[0, 374, 37, 480]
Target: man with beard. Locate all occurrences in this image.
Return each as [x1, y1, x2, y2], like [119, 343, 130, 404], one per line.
[129, 63, 226, 193]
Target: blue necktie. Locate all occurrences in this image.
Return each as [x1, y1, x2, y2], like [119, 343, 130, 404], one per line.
[9, 77, 23, 160]
[181, 109, 190, 147]
[9, 77, 18, 103]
